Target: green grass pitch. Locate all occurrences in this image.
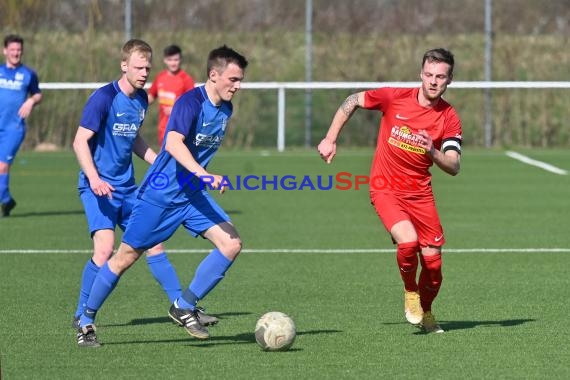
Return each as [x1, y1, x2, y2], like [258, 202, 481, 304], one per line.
[1, 149, 569, 379]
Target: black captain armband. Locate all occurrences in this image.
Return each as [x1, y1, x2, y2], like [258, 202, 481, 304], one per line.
[441, 137, 462, 154]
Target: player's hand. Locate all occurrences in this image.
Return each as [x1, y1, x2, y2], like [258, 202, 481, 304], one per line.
[317, 138, 337, 164]
[202, 174, 227, 194]
[417, 130, 435, 156]
[90, 178, 115, 199]
[18, 99, 34, 119]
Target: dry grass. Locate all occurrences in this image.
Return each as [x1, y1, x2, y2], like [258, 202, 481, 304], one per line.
[20, 31, 570, 149]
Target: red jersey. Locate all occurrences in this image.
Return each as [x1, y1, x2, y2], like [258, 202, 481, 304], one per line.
[148, 69, 195, 144]
[364, 87, 462, 194]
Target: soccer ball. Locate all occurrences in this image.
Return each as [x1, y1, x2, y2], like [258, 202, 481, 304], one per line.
[255, 311, 296, 351]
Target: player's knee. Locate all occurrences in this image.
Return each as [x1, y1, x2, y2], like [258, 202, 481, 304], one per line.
[146, 243, 165, 256]
[219, 238, 242, 260]
[390, 220, 418, 243]
[397, 241, 420, 256]
[110, 244, 141, 274]
[421, 251, 442, 281]
[92, 248, 114, 266]
[0, 162, 9, 173]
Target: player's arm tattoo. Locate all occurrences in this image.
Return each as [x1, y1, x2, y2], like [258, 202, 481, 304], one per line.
[341, 93, 359, 117]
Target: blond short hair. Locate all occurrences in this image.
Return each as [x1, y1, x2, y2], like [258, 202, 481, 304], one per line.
[121, 39, 152, 62]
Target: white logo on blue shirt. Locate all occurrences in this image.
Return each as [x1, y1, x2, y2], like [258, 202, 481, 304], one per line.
[0, 78, 23, 90]
[194, 133, 223, 148]
[112, 123, 139, 137]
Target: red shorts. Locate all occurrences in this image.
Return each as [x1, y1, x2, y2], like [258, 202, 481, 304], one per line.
[370, 191, 445, 248]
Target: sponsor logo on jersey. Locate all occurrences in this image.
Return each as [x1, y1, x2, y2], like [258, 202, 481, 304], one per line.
[194, 133, 223, 148]
[0, 78, 23, 90]
[388, 125, 426, 154]
[157, 89, 176, 101]
[112, 123, 139, 137]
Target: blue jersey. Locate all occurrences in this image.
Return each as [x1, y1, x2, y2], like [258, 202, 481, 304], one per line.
[138, 85, 232, 206]
[78, 81, 148, 190]
[0, 63, 41, 130]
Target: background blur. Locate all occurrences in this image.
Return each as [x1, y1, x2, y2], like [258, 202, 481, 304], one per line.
[2, 0, 570, 150]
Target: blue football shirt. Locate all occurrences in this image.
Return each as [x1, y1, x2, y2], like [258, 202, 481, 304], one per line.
[138, 86, 232, 206]
[78, 81, 148, 190]
[0, 63, 41, 130]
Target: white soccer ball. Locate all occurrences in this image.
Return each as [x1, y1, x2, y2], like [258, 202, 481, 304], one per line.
[255, 311, 296, 351]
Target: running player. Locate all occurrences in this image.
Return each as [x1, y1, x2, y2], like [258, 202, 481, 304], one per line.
[147, 44, 195, 146]
[0, 34, 42, 217]
[76, 45, 248, 347]
[71, 39, 216, 333]
[318, 48, 462, 333]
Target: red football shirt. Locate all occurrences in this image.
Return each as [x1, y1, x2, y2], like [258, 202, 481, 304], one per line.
[148, 69, 195, 144]
[364, 87, 462, 194]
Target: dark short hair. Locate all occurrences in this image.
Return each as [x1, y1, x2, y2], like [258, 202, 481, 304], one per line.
[206, 45, 248, 77]
[163, 44, 182, 57]
[4, 34, 24, 48]
[422, 48, 455, 76]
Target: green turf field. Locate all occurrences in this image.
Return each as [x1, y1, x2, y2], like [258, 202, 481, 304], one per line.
[1, 149, 569, 379]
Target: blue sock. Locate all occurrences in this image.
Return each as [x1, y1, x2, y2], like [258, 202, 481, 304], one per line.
[0, 174, 11, 203]
[79, 263, 120, 326]
[176, 288, 199, 310]
[146, 252, 182, 303]
[176, 249, 233, 309]
[74, 259, 100, 317]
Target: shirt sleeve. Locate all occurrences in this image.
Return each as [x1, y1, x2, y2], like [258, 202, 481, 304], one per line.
[184, 74, 195, 92]
[168, 93, 199, 138]
[79, 88, 112, 133]
[147, 74, 159, 97]
[28, 71, 41, 95]
[138, 89, 149, 128]
[364, 88, 395, 112]
[148, 79, 158, 98]
[441, 109, 462, 154]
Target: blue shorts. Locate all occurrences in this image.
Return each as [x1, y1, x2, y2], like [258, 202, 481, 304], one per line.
[123, 191, 230, 250]
[0, 126, 25, 164]
[79, 185, 137, 235]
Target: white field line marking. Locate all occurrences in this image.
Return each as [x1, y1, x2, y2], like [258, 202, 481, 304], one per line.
[0, 248, 569, 254]
[505, 151, 568, 175]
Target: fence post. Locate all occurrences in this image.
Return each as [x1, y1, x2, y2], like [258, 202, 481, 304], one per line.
[484, 0, 493, 147]
[278, 86, 286, 152]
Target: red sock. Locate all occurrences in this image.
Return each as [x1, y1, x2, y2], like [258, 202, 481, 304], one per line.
[418, 253, 443, 312]
[396, 241, 420, 292]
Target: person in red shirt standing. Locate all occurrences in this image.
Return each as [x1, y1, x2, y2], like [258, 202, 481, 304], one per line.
[148, 45, 195, 146]
[318, 48, 461, 334]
